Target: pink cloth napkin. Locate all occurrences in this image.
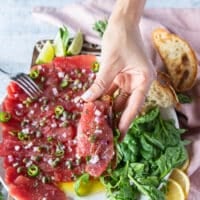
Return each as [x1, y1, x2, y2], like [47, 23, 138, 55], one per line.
[33, 1, 200, 199]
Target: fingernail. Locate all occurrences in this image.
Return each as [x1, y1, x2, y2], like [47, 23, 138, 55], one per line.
[81, 90, 92, 101]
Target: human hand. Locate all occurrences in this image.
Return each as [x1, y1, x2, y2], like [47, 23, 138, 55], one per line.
[82, 18, 155, 139]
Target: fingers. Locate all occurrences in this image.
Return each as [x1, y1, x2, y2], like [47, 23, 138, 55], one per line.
[82, 65, 119, 102]
[118, 88, 146, 140]
[114, 90, 130, 112]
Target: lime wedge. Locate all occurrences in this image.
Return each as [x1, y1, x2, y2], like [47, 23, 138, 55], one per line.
[67, 31, 83, 55]
[54, 27, 69, 57]
[36, 41, 55, 64]
[54, 32, 65, 57]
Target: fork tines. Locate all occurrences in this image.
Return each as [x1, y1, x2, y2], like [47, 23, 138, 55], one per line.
[12, 73, 42, 99]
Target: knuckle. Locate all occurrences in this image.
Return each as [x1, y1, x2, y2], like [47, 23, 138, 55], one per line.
[93, 79, 107, 92]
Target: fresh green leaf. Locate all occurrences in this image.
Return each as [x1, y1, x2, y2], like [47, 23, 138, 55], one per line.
[93, 19, 108, 37]
[100, 107, 188, 200]
[177, 93, 192, 104]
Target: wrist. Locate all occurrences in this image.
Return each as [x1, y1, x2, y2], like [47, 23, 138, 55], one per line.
[110, 0, 146, 26]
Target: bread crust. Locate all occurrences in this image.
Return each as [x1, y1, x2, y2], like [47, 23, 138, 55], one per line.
[152, 28, 198, 92]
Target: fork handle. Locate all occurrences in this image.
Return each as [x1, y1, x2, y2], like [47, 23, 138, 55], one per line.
[0, 68, 11, 76]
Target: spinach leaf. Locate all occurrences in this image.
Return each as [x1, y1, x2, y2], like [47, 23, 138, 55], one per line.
[101, 107, 188, 200]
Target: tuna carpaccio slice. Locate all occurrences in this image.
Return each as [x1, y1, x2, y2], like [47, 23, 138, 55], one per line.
[77, 96, 114, 177]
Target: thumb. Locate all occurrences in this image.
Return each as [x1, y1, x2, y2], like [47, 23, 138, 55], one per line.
[82, 65, 118, 101]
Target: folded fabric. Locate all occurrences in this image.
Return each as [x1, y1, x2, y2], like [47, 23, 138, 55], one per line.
[33, 1, 200, 199]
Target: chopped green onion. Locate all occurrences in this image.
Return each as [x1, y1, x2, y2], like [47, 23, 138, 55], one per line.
[91, 61, 100, 73]
[55, 105, 64, 118]
[17, 132, 29, 141]
[27, 164, 40, 177]
[74, 173, 90, 196]
[29, 69, 40, 79]
[47, 136, 53, 142]
[0, 111, 11, 122]
[60, 79, 69, 88]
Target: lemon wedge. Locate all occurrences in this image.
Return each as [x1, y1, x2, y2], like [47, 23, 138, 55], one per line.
[170, 168, 190, 196]
[166, 178, 185, 200]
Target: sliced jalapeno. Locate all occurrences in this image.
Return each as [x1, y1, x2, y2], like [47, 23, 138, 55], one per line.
[0, 111, 11, 122]
[27, 164, 39, 177]
[29, 69, 40, 79]
[55, 105, 64, 118]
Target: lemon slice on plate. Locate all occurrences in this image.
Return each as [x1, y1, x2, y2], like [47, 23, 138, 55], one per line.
[180, 158, 190, 172]
[170, 168, 190, 196]
[67, 31, 83, 55]
[166, 178, 185, 200]
[36, 40, 55, 64]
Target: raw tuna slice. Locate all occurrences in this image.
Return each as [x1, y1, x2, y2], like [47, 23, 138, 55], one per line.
[77, 96, 114, 177]
[10, 175, 67, 200]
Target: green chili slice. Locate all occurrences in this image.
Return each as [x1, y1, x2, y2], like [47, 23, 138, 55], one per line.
[0, 111, 11, 122]
[29, 69, 40, 79]
[27, 164, 39, 177]
[60, 79, 69, 88]
[55, 105, 64, 117]
[74, 173, 90, 196]
[91, 61, 100, 73]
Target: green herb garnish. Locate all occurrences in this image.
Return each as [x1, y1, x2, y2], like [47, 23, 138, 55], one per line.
[93, 20, 108, 37]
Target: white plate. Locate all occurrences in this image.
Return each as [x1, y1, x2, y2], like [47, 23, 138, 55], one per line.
[0, 106, 178, 200]
[62, 106, 179, 200]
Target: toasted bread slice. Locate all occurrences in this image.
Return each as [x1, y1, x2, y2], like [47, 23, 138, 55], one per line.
[152, 28, 198, 92]
[142, 72, 179, 112]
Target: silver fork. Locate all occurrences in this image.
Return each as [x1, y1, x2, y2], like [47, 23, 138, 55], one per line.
[0, 68, 42, 99]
